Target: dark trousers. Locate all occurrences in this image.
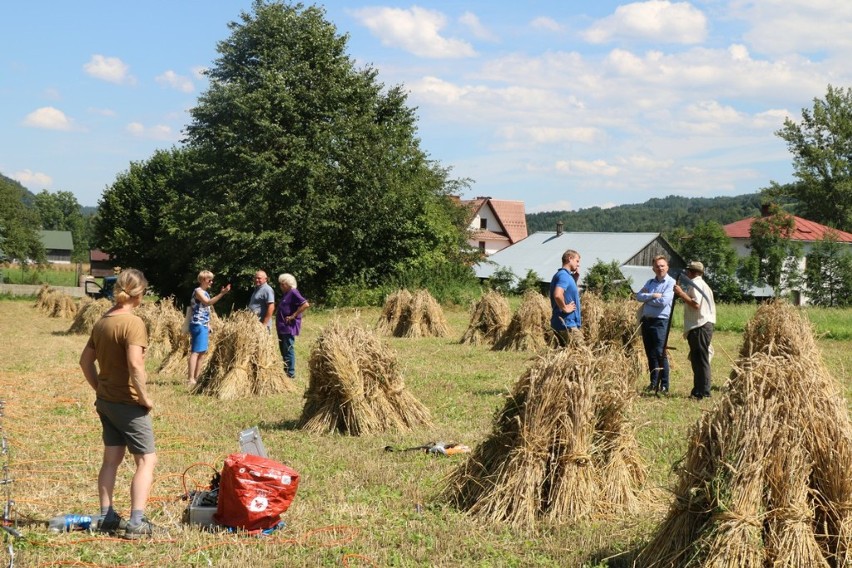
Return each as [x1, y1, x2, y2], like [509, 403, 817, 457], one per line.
[641, 318, 669, 390]
[687, 323, 714, 397]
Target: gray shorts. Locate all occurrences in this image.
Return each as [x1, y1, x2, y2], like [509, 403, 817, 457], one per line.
[95, 398, 156, 455]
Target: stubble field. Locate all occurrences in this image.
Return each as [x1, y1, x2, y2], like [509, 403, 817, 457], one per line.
[1, 297, 850, 567]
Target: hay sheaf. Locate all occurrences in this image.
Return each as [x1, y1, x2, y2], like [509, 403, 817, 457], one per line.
[137, 297, 183, 361]
[635, 301, 852, 567]
[581, 295, 644, 383]
[394, 289, 450, 338]
[443, 346, 645, 526]
[157, 306, 221, 378]
[299, 318, 432, 435]
[67, 299, 113, 335]
[49, 294, 79, 319]
[492, 290, 555, 352]
[459, 290, 511, 346]
[193, 310, 293, 400]
[376, 289, 412, 336]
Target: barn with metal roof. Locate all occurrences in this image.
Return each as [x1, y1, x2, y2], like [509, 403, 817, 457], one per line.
[473, 228, 685, 292]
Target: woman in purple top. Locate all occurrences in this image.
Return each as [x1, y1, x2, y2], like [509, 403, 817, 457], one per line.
[275, 273, 310, 379]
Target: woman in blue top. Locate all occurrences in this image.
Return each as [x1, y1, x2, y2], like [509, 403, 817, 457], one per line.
[187, 270, 230, 388]
[275, 273, 310, 379]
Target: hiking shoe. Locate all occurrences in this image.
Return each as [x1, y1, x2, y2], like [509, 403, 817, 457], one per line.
[96, 511, 128, 534]
[123, 518, 155, 540]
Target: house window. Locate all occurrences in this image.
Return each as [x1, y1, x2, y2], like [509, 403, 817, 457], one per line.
[478, 241, 486, 253]
[480, 218, 487, 229]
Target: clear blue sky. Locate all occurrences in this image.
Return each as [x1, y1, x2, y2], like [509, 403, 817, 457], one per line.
[2, 1, 848, 211]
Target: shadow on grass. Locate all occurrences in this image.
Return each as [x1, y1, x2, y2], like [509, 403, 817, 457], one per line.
[586, 544, 640, 567]
[258, 418, 301, 431]
[473, 388, 506, 397]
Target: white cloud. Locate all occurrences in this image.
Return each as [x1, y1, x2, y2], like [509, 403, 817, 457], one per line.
[126, 122, 175, 140]
[584, 0, 707, 45]
[530, 17, 563, 33]
[88, 107, 117, 117]
[351, 6, 476, 58]
[499, 125, 602, 145]
[22, 107, 73, 130]
[191, 66, 207, 80]
[529, 200, 573, 213]
[459, 11, 497, 42]
[13, 169, 52, 189]
[729, 0, 852, 57]
[84, 54, 135, 85]
[555, 159, 620, 176]
[156, 70, 194, 93]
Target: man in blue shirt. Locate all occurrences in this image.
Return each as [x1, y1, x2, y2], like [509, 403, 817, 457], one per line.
[635, 255, 675, 393]
[549, 249, 582, 346]
[247, 270, 275, 330]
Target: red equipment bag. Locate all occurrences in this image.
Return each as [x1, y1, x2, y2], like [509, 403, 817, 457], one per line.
[214, 453, 300, 531]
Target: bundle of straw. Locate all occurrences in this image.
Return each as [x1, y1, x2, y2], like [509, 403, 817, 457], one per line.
[395, 289, 449, 338]
[492, 290, 554, 352]
[376, 289, 412, 336]
[444, 346, 645, 526]
[49, 294, 79, 319]
[459, 290, 511, 346]
[299, 318, 432, 435]
[67, 298, 112, 335]
[34, 284, 54, 313]
[636, 301, 852, 567]
[193, 310, 293, 400]
[137, 297, 184, 361]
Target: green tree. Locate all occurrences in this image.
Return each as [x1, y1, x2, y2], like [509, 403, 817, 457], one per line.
[582, 260, 633, 301]
[93, 148, 200, 298]
[515, 269, 542, 296]
[775, 85, 852, 233]
[804, 231, 852, 307]
[0, 176, 45, 264]
[33, 190, 90, 262]
[96, 1, 470, 302]
[737, 204, 803, 297]
[486, 266, 516, 296]
[672, 221, 742, 302]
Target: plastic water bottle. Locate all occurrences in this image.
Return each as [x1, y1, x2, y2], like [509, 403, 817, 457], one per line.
[47, 514, 93, 533]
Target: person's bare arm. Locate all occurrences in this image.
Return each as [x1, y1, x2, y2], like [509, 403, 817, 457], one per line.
[79, 343, 99, 391]
[127, 344, 153, 409]
[262, 302, 275, 326]
[552, 287, 576, 314]
[286, 300, 310, 323]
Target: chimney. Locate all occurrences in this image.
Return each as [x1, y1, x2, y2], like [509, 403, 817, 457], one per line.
[556, 221, 564, 236]
[760, 203, 772, 217]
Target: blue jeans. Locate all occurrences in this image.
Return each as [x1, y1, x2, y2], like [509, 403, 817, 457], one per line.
[641, 318, 670, 390]
[278, 335, 296, 378]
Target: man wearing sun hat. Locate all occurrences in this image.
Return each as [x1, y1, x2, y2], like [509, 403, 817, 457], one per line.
[674, 260, 716, 400]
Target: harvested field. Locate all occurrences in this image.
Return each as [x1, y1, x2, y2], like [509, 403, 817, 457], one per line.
[2, 298, 850, 567]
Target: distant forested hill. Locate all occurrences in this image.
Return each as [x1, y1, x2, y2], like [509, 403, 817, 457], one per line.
[527, 194, 763, 234]
[0, 173, 35, 206]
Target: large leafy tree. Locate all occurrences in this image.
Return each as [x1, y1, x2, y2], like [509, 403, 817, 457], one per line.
[775, 85, 852, 232]
[33, 190, 90, 262]
[0, 176, 45, 263]
[94, 148, 199, 297]
[583, 260, 633, 301]
[737, 204, 803, 297]
[95, 1, 470, 302]
[804, 231, 852, 307]
[670, 221, 742, 302]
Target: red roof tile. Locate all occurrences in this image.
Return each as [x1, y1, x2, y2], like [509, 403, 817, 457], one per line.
[462, 198, 529, 244]
[723, 215, 852, 242]
[470, 229, 511, 242]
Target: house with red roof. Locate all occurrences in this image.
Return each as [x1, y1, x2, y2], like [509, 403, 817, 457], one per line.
[462, 197, 528, 255]
[723, 207, 852, 303]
